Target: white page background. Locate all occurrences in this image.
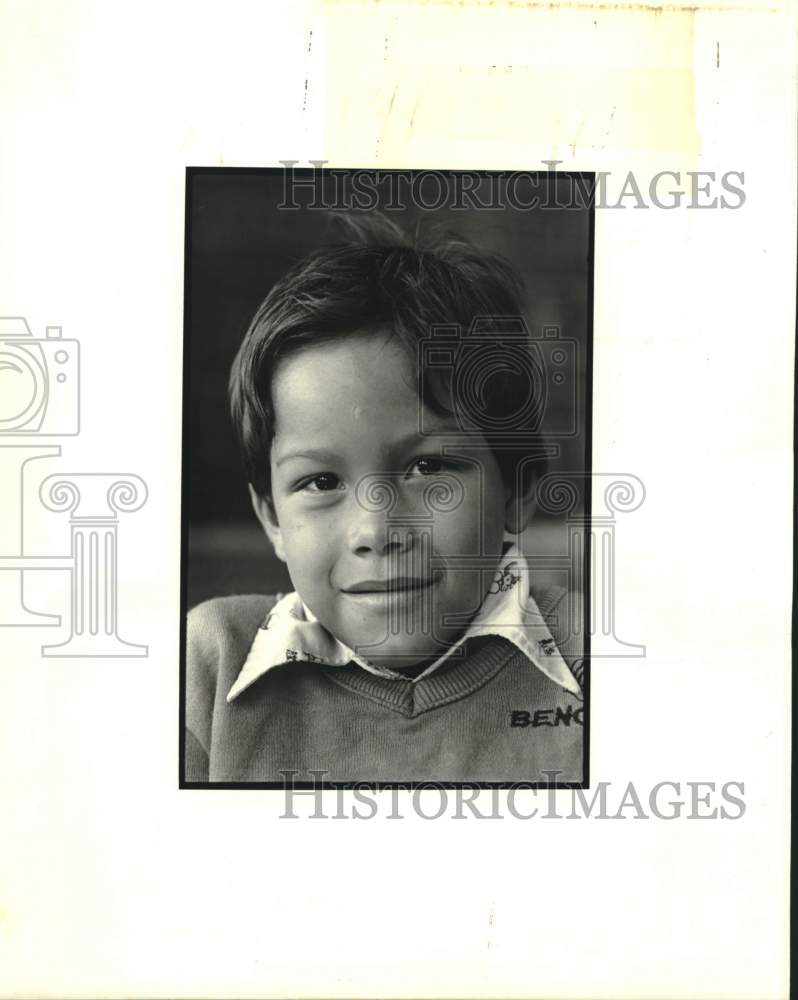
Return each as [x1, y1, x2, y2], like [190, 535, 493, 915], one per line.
[0, 1, 793, 997]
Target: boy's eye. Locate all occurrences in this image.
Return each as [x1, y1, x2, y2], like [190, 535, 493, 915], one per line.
[409, 457, 447, 476]
[300, 473, 343, 493]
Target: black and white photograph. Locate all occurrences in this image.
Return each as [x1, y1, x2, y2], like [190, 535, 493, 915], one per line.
[182, 168, 594, 785]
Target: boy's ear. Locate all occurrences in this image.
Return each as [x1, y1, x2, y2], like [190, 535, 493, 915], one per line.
[249, 485, 286, 563]
[503, 474, 538, 536]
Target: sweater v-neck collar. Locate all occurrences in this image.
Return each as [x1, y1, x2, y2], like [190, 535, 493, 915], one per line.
[321, 634, 519, 717]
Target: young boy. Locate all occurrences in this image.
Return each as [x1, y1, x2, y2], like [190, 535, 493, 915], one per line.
[185, 218, 584, 784]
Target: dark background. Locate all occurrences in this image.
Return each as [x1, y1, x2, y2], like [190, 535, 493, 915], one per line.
[185, 170, 592, 608]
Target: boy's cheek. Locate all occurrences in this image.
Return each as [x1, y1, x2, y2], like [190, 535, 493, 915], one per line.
[434, 506, 499, 556]
[281, 526, 335, 581]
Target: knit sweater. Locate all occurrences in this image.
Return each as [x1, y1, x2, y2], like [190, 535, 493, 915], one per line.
[184, 584, 584, 784]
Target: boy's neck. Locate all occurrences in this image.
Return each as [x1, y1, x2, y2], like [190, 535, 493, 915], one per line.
[390, 655, 443, 680]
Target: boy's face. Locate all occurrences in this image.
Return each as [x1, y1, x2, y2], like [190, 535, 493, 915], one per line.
[253, 329, 525, 668]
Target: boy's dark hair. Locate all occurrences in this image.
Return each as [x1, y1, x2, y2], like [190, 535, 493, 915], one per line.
[230, 214, 548, 504]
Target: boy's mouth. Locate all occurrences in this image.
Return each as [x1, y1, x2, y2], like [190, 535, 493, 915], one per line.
[342, 577, 437, 594]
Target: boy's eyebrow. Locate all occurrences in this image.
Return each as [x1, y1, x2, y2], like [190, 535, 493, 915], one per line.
[275, 426, 471, 469]
[390, 427, 466, 449]
[274, 448, 341, 468]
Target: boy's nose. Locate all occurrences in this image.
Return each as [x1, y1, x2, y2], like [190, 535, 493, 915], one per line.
[347, 478, 418, 556]
[348, 508, 414, 557]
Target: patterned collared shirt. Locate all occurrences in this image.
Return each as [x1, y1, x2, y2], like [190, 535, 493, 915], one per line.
[227, 544, 581, 703]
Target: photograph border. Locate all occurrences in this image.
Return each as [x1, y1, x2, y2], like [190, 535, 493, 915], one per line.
[178, 165, 596, 791]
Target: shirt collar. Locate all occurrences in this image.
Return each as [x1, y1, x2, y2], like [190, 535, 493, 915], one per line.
[226, 544, 581, 702]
